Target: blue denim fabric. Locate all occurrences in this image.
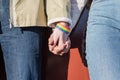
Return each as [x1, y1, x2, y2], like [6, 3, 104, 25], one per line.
[86, 0, 120, 80]
[0, 0, 2, 21]
[0, 0, 49, 80]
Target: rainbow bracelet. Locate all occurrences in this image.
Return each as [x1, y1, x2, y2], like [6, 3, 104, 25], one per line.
[56, 23, 70, 34]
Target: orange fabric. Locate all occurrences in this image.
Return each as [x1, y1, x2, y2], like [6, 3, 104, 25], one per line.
[68, 48, 90, 80]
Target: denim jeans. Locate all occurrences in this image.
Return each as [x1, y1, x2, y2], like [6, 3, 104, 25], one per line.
[86, 0, 120, 80]
[0, 0, 51, 80]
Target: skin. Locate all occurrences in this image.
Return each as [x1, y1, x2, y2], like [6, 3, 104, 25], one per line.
[48, 22, 71, 56]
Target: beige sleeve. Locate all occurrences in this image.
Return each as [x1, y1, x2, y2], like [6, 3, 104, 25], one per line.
[46, 0, 72, 28]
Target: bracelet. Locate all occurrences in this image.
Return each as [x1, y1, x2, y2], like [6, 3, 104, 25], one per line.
[56, 23, 70, 34]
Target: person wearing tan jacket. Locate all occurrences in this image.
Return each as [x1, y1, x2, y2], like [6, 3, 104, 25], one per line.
[0, 0, 87, 80]
[48, 0, 87, 55]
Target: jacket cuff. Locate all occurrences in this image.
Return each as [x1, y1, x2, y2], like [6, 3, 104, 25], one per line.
[48, 17, 72, 29]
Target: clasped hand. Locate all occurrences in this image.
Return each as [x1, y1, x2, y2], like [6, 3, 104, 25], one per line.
[48, 22, 71, 56]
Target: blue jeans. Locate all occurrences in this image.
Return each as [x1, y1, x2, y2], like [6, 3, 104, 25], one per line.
[0, 0, 51, 80]
[86, 0, 120, 80]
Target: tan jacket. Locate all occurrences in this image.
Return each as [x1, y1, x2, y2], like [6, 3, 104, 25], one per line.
[10, 0, 87, 29]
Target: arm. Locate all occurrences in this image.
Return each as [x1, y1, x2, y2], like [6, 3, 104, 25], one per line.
[48, 22, 71, 55]
[46, 0, 72, 55]
[47, 0, 88, 55]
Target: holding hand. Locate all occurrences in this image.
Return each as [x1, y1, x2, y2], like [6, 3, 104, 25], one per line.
[48, 22, 71, 56]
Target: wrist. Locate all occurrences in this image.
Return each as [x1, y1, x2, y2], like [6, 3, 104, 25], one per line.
[56, 22, 71, 34]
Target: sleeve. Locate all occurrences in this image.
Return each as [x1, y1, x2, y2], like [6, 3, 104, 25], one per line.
[70, 0, 88, 30]
[46, 0, 72, 28]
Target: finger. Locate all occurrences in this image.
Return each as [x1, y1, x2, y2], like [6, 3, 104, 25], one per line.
[52, 45, 66, 55]
[48, 34, 54, 45]
[59, 52, 65, 56]
[51, 50, 58, 55]
[50, 46, 61, 55]
[49, 44, 56, 52]
[64, 39, 71, 53]
[57, 36, 67, 53]
[65, 38, 71, 49]
[48, 34, 56, 52]
[53, 37, 69, 55]
[59, 38, 71, 55]
[53, 31, 59, 46]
